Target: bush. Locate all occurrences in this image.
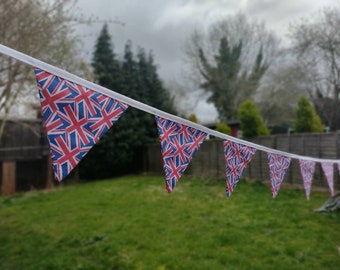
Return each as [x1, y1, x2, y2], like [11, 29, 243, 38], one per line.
[238, 99, 269, 138]
[215, 122, 231, 135]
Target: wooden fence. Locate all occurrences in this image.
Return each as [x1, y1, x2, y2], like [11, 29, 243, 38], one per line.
[0, 119, 53, 195]
[146, 133, 340, 191]
[3, 119, 340, 195]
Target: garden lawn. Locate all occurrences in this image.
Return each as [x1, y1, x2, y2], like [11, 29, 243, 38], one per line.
[0, 175, 339, 270]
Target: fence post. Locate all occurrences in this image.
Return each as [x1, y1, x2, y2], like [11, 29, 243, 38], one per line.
[45, 155, 54, 189]
[2, 161, 16, 195]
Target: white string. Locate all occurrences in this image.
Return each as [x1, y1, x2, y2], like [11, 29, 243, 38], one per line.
[0, 44, 339, 164]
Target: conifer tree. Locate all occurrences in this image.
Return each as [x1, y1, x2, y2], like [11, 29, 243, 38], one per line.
[92, 23, 121, 90]
[80, 27, 176, 179]
[294, 96, 324, 133]
[238, 99, 269, 138]
[80, 23, 124, 178]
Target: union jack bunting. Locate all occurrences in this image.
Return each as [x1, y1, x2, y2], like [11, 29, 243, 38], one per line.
[299, 160, 315, 200]
[34, 68, 128, 181]
[223, 140, 256, 196]
[155, 116, 207, 192]
[321, 162, 334, 196]
[267, 153, 291, 198]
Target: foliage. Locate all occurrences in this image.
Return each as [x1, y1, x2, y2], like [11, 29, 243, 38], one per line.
[0, 0, 90, 137]
[79, 25, 175, 179]
[198, 36, 268, 122]
[184, 13, 279, 122]
[0, 176, 339, 269]
[294, 96, 324, 133]
[238, 99, 270, 138]
[91, 24, 121, 90]
[289, 7, 340, 130]
[188, 114, 198, 123]
[215, 122, 231, 135]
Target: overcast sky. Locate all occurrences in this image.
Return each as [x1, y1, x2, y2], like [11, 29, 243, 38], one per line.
[75, 0, 339, 123]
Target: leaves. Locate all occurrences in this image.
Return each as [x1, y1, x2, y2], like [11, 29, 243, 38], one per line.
[294, 96, 324, 133]
[0, 0, 89, 137]
[238, 99, 269, 138]
[199, 37, 268, 122]
[79, 26, 176, 179]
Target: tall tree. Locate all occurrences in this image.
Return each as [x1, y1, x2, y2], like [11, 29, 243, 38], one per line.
[289, 6, 340, 130]
[199, 37, 268, 121]
[294, 96, 324, 133]
[80, 29, 176, 179]
[92, 23, 121, 90]
[137, 48, 175, 113]
[184, 13, 278, 122]
[0, 0, 89, 137]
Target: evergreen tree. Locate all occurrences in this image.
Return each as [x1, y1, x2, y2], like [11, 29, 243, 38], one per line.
[294, 96, 324, 133]
[80, 23, 124, 178]
[238, 99, 269, 138]
[91, 23, 121, 90]
[80, 29, 176, 179]
[199, 37, 267, 122]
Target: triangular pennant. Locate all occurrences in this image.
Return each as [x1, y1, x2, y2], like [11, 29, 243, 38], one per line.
[267, 153, 291, 198]
[155, 116, 207, 192]
[299, 159, 315, 200]
[223, 140, 256, 196]
[321, 162, 334, 196]
[34, 68, 128, 181]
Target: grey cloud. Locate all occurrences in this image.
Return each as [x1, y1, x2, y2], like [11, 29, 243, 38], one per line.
[75, 0, 338, 122]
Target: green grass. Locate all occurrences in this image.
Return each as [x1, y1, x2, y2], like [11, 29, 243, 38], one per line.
[0, 175, 339, 270]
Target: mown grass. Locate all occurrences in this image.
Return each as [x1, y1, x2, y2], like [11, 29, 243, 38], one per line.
[0, 175, 339, 270]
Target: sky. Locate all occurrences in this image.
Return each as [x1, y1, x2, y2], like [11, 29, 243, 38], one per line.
[75, 0, 339, 123]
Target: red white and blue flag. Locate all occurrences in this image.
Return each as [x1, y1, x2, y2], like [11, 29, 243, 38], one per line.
[299, 159, 315, 200]
[155, 116, 207, 192]
[267, 153, 291, 198]
[321, 162, 334, 196]
[223, 140, 256, 196]
[34, 68, 128, 181]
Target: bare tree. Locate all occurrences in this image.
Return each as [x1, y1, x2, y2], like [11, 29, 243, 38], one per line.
[289, 6, 340, 130]
[0, 0, 92, 138]
[257, 57, 310, 126]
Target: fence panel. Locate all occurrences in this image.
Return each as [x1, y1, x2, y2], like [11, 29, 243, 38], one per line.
[146, 133, 340, 191]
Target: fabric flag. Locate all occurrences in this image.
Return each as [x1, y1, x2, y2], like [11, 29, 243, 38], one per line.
[34, 68, 128, 181]
[299, 160, 315, 200]
[155, 116, 207, 192]
[223, 140, 256, 196]
[321, 162, 334, 196]
[267, 153, 291, 198]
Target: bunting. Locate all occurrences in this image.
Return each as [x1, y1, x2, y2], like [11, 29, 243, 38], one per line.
[34, 68, 128, 181]
[0, 45, 339, 198]
[321, 162, 334, 196]
[223, 140, 256, 196]
[267, 153, 291, 198]
[299, 160, 315, 200]
[155, 116, 207, 192]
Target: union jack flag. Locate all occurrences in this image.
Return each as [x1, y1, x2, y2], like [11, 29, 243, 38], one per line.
[155, 116, 207, 192]
[223, 140, 256, 196]
[321, 162, 334, 196]
[267, 153, 291, 198]
[299, 160, 315, 200]
[34, 68, 128, 181]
